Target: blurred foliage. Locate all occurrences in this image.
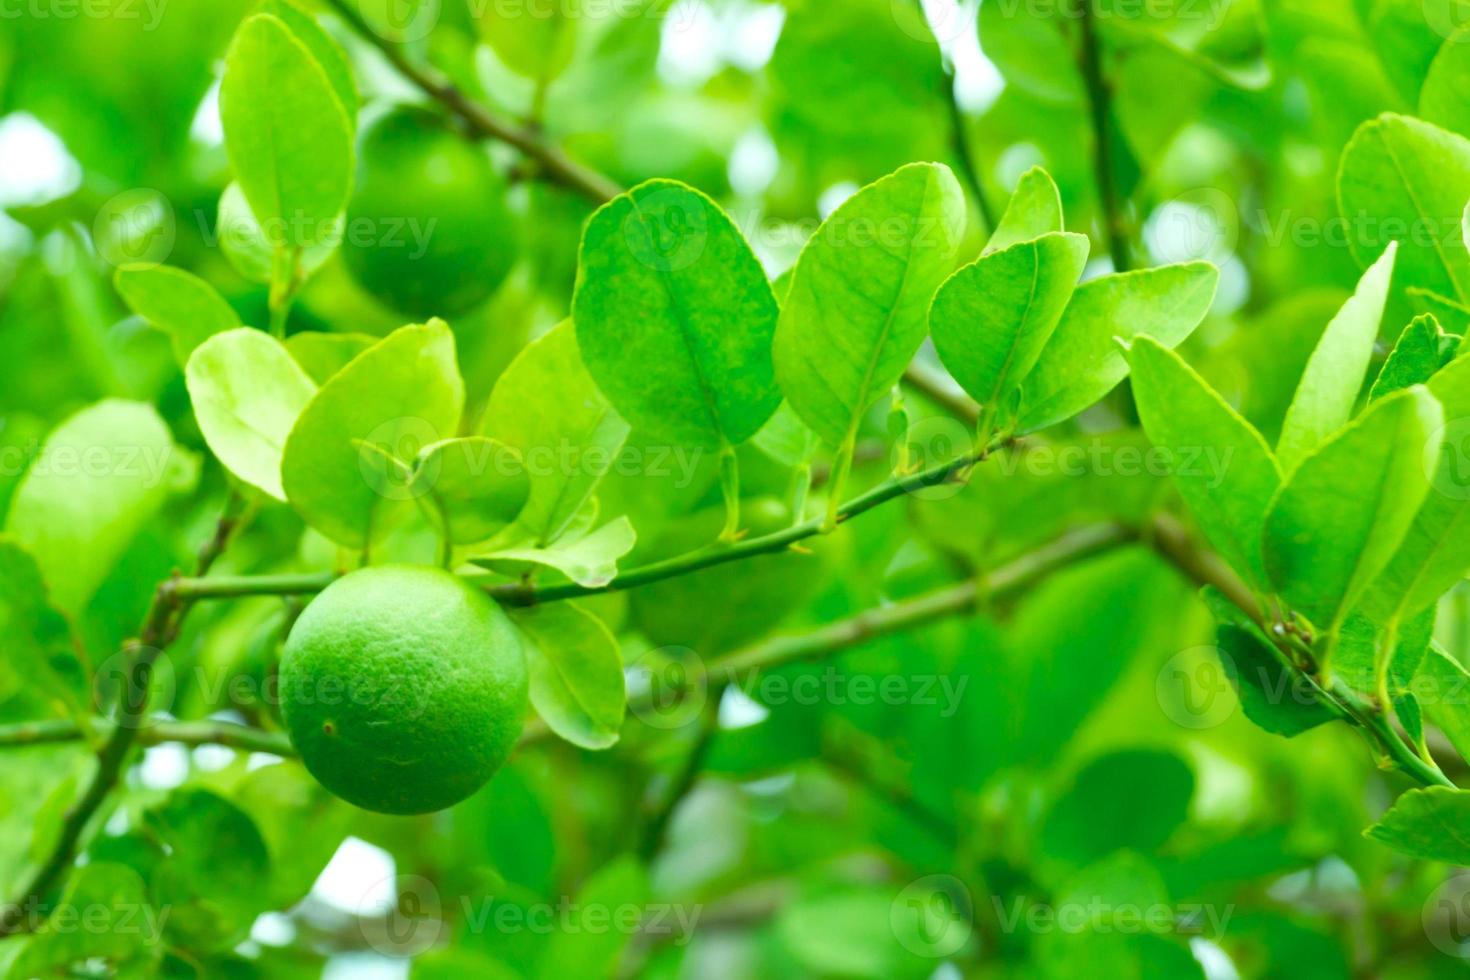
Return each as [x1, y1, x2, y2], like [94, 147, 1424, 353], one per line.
[4, 0, 1470, 978]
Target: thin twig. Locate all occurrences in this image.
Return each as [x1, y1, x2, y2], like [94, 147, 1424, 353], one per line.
[321, 0, 621, 203]
[1072, 0, 1130, 272]
[0, 502, 246, 936]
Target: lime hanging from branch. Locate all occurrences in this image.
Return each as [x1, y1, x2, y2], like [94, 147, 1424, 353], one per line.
[279, 565, 527, 814]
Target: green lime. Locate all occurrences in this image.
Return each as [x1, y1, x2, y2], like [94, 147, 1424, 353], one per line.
[342, 106, 516, 319]
[279, 565, 527, 815]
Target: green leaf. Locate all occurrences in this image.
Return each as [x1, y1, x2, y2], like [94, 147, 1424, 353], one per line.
[0, 539, 86, 718]
[537, 857, 649, 977]
[475, 0, 580, 82]
[1336, 607, 1436, 694]
[573, 179, 780, 449]
[413, 437, 530, 545]
[1276, 244, 1397, 472]
[283, 330, 376, 384]
[777, 887, 924, 978]
[473, 516, 635, 589]
[1040, 749, 1194, 867]
[1018, 262, 1219, 433]
[1125, 336, 1281, 585]
[985, 165, 1065, 255]
[186, 328, 317, 501]
[774, 162, 967, 446]
[146, 788, 271, 951]
[511, 601, 626, 750]
[220, 13, 354, 249]
[480, 321, 631, 547]
[1369, 314, 1448, 402]
[5, 400, 179, 613]
[1419, 27, 1470, 138]
[216, 181, 342, 284]
[929, 232, 1089, 425]
[257, 0, 357, 118]
[1338, 113, 1470, 307]
[1365, 786, 1470, 863]
[114, 264, 242, 364]
[1217, 623, 1339, 737]
[233, 762, 353, 908]
[281, 321, 464, 549]
[1262, 387, 1443, 633]
[1361, 353, 1470, 622]
[1412, 645, 1470, 761]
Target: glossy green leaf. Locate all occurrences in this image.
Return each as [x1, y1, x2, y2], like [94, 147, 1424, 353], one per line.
[5, 400, 179, 613]
[1263, 387, 1443, 632]
[537, 856, 649, 976]
[476, 0, 579, 81]
[216, 181, 342, 284]
[258, 0, 357, 118]
[985, 165, 1065, 255]
[282, 321, 464, 549]
[1335, 606, 1436, 694]
[1365, 786, 1470, 862]
[114, 264, 242, 364]
[145, 788, 271, 950]
[929, 232, 1089, 424]
[1419, 27, 1470, 138]
[1361, 354, 1470, 622]
[220, 14, 354, 248]
[1369, 314, 1448, 402]
[574, 179, 780, 449]
[1018, 262, 1219, 433]
[511, 601, 625, 750]
[1040, 749, 1194, 867]
[283, 331, 376, 384]
[473, 516, 635, 588]
[1338, 114, 1470, 307]
[480, 321, 631, 547]
[0, 539, 86, 715]
[186, 328, 317, 501]
[1276, 244, 1397, 471]
[1126, 336, 1281, 585]
[412, 437, 530, 545]
[233, 762, 352, 908]
[1217, 623, 1340, 737]
[774, 162, 967, 445]
[1413, 645, 1470, 761]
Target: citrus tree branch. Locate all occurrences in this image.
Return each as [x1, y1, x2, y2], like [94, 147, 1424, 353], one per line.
[1072, 0, 1130, 272]
[517, 520, 1136, 748]
[1144, 513, 1454, 790]
[320, 0, 621, 203]
[0, 502, 244, 937]
[0, 718, 295, 757]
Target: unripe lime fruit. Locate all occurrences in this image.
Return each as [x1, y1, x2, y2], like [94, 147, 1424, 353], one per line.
[279, 565, 527, 815]
[341, 106, 516, 319]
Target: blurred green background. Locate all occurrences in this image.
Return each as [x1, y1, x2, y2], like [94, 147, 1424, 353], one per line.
[4, 0, 1470, 977]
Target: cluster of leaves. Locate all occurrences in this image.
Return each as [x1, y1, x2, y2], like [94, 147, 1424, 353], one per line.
[9, 0, 1470, 977]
